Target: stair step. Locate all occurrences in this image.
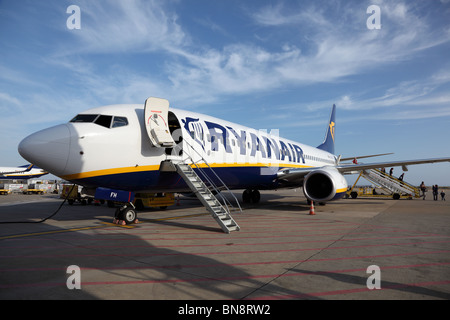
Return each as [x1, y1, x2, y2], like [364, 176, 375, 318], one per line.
[174, 160, 240, 233]
[227, 226, 239, 232]
[361, 169, 420, 197]
[222, 219, 234, 226]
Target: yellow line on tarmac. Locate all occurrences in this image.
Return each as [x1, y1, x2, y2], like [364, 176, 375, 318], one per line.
[0, 225, 106, 241]
[139, 212, 210, 223]
[100, 221, 136, 229]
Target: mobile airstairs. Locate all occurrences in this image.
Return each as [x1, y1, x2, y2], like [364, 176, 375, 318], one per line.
[144, 96, 241, 233]
[161, 142, 241, 234]
[348, 168, 420, 199]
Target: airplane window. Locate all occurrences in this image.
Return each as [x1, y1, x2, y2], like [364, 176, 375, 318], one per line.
[94, 115, 113, 128]
[112, 117, 128, 128]
[70, 114, 98, 123]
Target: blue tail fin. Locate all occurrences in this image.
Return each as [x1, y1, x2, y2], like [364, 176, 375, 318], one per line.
[317, 104, 336, 155]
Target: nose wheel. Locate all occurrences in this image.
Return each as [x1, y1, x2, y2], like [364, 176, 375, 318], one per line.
[114, 203, 138, 225]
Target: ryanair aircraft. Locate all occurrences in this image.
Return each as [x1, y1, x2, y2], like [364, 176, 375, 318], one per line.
[0, 164, 47, 180]
[18, 97, 449, 224]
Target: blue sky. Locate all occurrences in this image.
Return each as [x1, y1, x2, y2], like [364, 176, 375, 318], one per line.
[1, 0, 450, 186]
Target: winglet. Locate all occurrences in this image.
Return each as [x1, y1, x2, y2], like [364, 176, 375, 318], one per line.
[317, 104, 336, 155]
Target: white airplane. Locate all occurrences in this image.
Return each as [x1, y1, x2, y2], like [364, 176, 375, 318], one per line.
[0, 164, 48, 180]
[18, 97, 450, 224]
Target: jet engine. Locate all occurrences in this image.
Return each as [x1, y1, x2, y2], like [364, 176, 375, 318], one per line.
[303, 167, 348, 202]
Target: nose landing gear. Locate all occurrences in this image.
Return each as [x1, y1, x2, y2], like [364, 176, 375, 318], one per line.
[113, 203, 138, 225]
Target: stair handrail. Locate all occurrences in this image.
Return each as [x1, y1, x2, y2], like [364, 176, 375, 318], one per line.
[171, 142, 242, 213]
[364, 169, 420, 197]
[370, 169, 419, 193]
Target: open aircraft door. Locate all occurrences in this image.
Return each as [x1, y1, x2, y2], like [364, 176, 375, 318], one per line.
[144, 97, 176, 148]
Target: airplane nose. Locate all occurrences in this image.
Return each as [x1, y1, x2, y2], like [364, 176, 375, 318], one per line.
[18, 124, 71, 177]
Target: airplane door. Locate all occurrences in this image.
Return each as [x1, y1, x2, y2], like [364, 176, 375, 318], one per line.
[144, 97, 176, 148]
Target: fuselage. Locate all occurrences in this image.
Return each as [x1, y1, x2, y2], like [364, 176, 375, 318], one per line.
[18, 104, 338, 193]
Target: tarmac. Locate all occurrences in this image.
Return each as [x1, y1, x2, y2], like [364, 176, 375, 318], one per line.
[0, 188, 449, 301]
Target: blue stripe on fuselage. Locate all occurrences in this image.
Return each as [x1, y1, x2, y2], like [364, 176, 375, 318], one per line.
[70, 166, 281, 192]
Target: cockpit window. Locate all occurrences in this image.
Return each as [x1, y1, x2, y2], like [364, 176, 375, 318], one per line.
[112, 116, 128, 128]
[70, 114, 98, 123]
[94, 115, 113, 128]
[70, 114, 128, 129]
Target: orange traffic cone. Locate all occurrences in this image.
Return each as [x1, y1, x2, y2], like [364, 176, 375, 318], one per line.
[309, 201, 315, 215]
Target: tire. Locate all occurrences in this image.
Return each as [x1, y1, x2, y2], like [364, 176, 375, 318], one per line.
[251, 190, 260, 203]
[119, 206, 137, 225]
[242, 189, 252, 203]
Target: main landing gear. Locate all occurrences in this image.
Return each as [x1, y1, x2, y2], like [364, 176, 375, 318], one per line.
[113, 203, 138, 225]
[242, 189, 260, 204]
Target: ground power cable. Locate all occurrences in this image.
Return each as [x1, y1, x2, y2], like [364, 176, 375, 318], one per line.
[0, 184, 77, 224]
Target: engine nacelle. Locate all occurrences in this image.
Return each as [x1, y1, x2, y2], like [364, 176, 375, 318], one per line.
[303, 167, 348, 202]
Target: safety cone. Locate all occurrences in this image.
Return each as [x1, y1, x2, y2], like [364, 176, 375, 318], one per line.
[309, 201, 315, 215]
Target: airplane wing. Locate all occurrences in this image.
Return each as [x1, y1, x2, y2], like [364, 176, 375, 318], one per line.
[339, 153, 394, 162]
[276, 157, 450, 183]
[337, 157, 450, 174]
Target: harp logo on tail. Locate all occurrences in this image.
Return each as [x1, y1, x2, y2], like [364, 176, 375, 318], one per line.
[329, 121, 335, 142]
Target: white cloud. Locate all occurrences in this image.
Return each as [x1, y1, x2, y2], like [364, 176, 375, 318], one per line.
[250, 3, 304, 26]
[59, 0, 187, 55]
[0, 92, 21, 108]
[158, 1, 450, 105]
[45, 0, 450, 107]
[248, 1, 449, 82]
[8, 0, 450, 119]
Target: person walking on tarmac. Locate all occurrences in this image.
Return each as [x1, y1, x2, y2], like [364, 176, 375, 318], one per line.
[420, 181, 426, 200]
[433, 185, 439, 201]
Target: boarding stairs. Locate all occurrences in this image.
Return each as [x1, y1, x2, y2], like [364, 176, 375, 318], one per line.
[360, 169, 420, 198]
[164, 143, 241, 233]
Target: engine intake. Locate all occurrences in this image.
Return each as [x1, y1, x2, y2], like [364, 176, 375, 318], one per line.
[303, 167, 348, 202]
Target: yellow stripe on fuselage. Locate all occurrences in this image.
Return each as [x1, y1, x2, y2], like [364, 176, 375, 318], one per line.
[194, 162, 312, 169]
[61, 162, 314, 180]
[61, 165, 161, 180]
